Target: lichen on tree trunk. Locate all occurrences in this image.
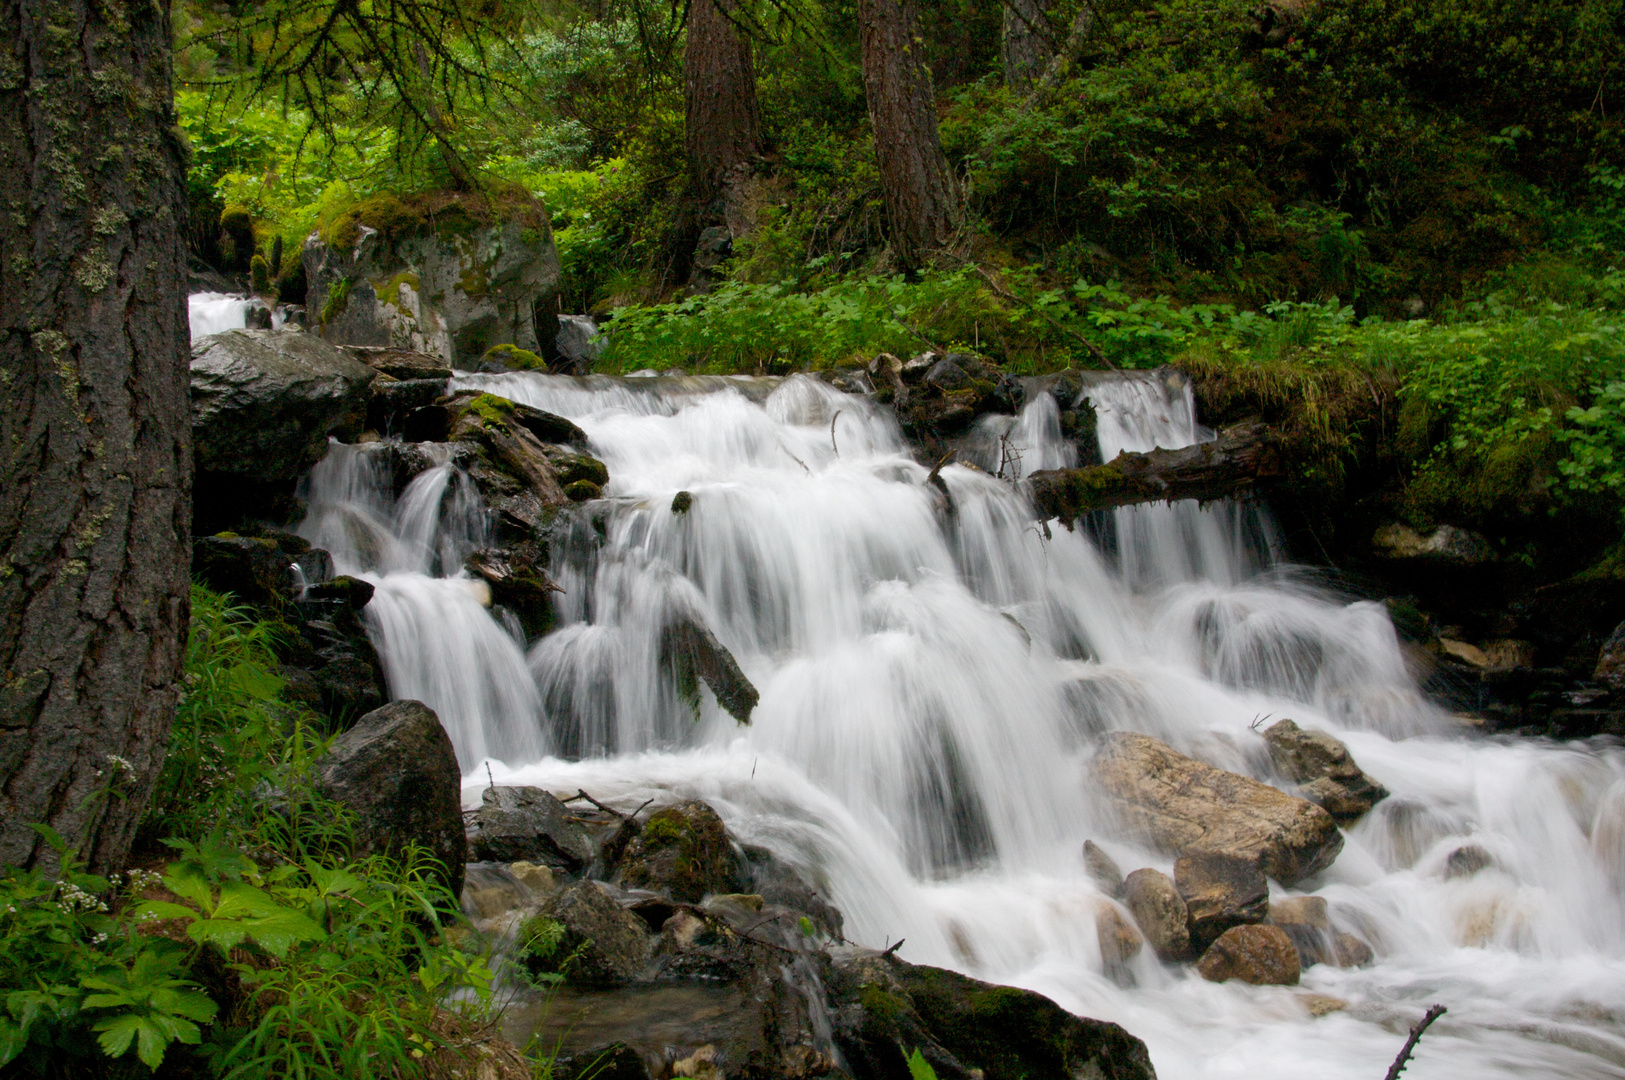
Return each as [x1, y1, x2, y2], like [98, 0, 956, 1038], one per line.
[0, 0, 191, 873]
[859, 0, 964, 269]
[684, 0, 761, 238]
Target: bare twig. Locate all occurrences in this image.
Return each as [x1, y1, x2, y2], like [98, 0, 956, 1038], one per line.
[830, 410, 843, 455]
[881, 938, 906, 958]
[1384, 1004, 1447, 1080]
[563, 790, 654, 820]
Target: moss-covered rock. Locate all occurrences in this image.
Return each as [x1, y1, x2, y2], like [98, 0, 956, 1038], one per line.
[303, 186, 560, 367]
[618, 800, 743, 903]
[482, 343, 549, 371]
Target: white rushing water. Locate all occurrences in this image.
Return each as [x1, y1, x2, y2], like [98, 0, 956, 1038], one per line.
[298, 369, 1625, 1079]
[188, 291, 282, 341]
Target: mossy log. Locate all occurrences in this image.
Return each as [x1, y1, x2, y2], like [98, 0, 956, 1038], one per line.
[1025, 420, 1282, 524]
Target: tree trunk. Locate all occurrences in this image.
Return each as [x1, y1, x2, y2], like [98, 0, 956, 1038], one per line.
[859, 0, 964, 268]
[0, 0, 192, 873]
[684, 0, 760, 237]
[1002, 0, 1053, 88]
[1025, 422, 1283, 524]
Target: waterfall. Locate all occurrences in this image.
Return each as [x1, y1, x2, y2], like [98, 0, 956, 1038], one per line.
[300, 371, 1625, 1080]
[188, 291, 283, 341]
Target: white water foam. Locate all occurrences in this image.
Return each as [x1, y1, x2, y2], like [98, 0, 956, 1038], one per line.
[299, 369, 1625, 1079]
[188, 291, 283, 342]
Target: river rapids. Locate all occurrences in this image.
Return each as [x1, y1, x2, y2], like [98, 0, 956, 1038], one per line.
[294, 366, 1625, 1080]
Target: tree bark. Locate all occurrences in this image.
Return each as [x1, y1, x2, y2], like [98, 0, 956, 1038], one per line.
[859, 0, 964, 268]
[0, 0, 191, 873]
[684, 0, 760, 237]
[1025, 422, 1282, 524]
[1002, 0, 1053, 88]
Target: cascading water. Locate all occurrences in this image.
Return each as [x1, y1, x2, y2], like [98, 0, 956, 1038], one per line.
[298, 369, 1625, 1079]
[188, 291, 283, 341]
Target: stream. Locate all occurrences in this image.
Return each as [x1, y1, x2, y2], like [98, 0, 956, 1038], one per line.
[292, 363, 1625, 1080]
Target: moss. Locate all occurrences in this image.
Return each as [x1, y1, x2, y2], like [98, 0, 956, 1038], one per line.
[249, 253, 271, 294]
[556, 454, 609, 487]
[317, 187, 550, 254]
[219, 204, 254, 271]
[859, 983, 906, 1026]
[319, 278, 352, 326]
[482, 344, 548, 371]
[464, 392, 517, 434]
[640, 812, 686, 848]
[565, 479, 602, 502]
[376, 271, 421, 308]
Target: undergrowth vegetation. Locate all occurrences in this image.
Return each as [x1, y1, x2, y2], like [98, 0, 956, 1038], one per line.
[0, 588, 512, 1080]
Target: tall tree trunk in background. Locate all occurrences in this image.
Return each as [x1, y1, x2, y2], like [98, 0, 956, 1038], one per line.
[860, 0, 963, 268]
[0, 0, 192, 873]
[1002, 0, 1053, 88]
[684, 0, 761, 236]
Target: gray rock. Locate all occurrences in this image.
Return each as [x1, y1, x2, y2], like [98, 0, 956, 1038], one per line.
[556, 314, 602, 375]
[191, 329, 378, 481]
[315, 700, 465, 896]
[367, 377, 449, 437]
[1445, 844, 1494, 879]
[1262, 718, 1389, 824]
[304, 200, 560, 366]
[1175, 851, 1269, 951]
[468, 786, 595, 871]
[1122, 867, 1191, 962]
[1372, 523, 1494, 565]
[342, 346, 454, 380]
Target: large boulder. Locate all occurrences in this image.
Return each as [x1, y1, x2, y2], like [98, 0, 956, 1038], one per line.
[191, 328, 377, 483]
[833, 953, 1158, 1080]
[1093, 732, 1343, 885]
[1122, 868, 1190, 962]
[315, 700, 465, 896]
[1261, 719, 1389, 824]
[1371, 523, 1494, 565]
[618, 800, 744, 903]
[467, 786, 595, 872]
[1195, 924, 1300, 986]
[304, 190, 561, 367]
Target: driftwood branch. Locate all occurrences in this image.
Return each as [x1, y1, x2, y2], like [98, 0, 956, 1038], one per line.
[1024, 421, 1281, 525]
[1384, 1004, 1446, 1080]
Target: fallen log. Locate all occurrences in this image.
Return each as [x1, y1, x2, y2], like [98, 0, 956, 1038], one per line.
[1024, 420, 1281, 525]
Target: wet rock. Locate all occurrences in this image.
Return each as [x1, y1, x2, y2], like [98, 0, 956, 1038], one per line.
[192, 532, 308, 611]
[1196, 924, 1300, 985]
[565, 479, 602, 501]
[510, 861, 559, 899]
[1095, 904, 1143, 985]
[550, 451, 610, 488]
[1122, 868, 1191, 962]
[315, 700, 465, 896]
[1093, 732, 1344, 885]
[619, 801, 744, 903]
[1265, 895, 1338, 968]
[1445, 844, 1495, 879]
[551, 1043, 650, 1080]
[343, 345, 454, 380]
[468, 786, 595, 872]
[1261, 718, 1389, 824]
[1372, 523, 1494, 565]
[367, 376, 448, 435]
[832, 953, 1158, 1080]
[672, 491, 694, 514]
[661, 618, 759, 725]
[1084, 840, 1125, 898]
[1175, 851, 1270, 951]
[191, 328, 377, 482]
[285, 581, 389, 726]
[530, 881, 653, 985]
[465, 543, 559, 639]
[303, 574, 374, 609]
[740, 844, 844, 939]
[1332, 932, 1374, 967]
[1484, 639, 1538, 670]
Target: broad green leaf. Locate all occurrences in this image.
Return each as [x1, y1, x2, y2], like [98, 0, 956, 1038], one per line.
[128, 900, 199, 924]
[93, 1013, 145, 1060]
